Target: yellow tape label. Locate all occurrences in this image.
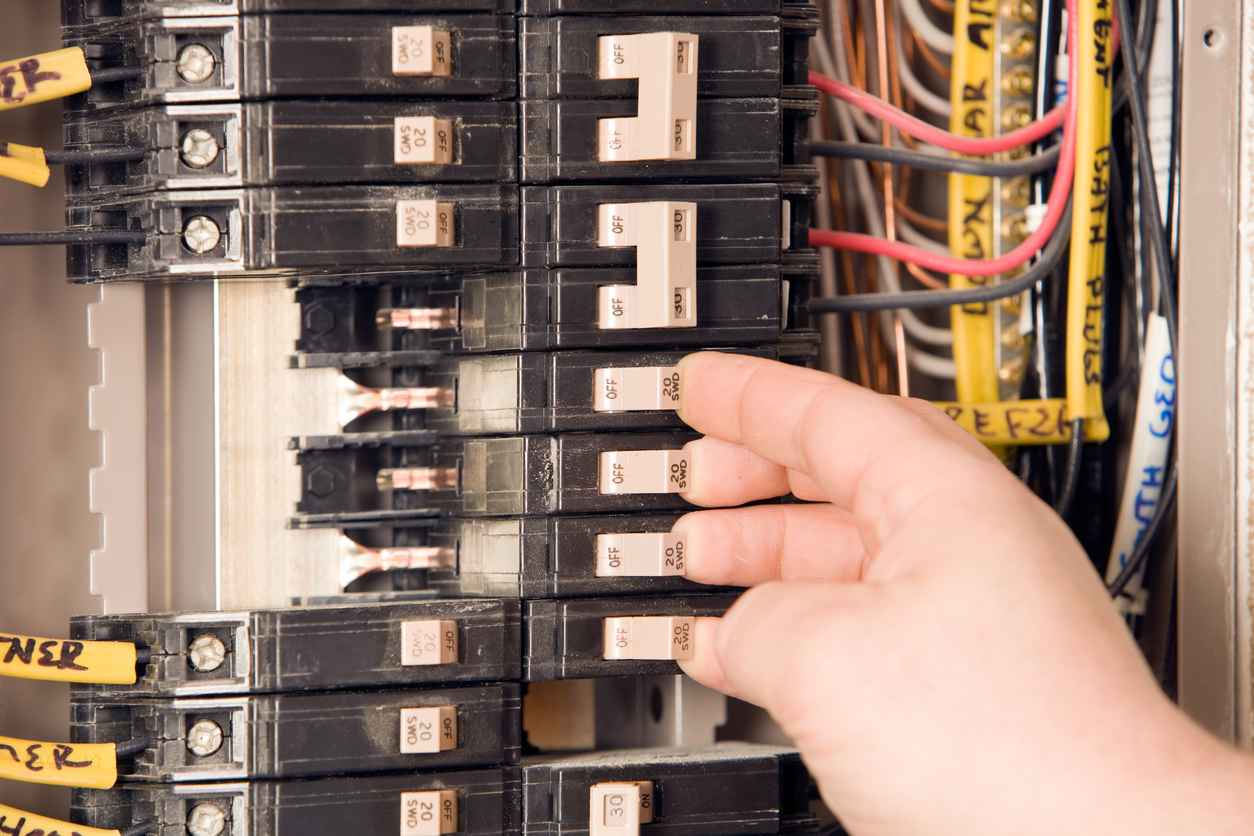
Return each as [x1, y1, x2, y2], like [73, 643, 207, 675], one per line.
[948, 0, 1001, 405]
[0, 736, 118, 790]
[0, 803, 119, 836]
[937, 399, 1112, 446]
[0, 48, 92, 112]
[0, 634, 138, 685]
[0, 142, 51, 188]
[1065, 0, 1114, 436]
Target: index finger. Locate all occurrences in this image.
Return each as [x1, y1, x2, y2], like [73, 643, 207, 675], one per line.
[676, 353, 1001, 529]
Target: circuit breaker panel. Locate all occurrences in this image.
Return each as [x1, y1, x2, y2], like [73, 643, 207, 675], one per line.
[53, 1, 825, 833]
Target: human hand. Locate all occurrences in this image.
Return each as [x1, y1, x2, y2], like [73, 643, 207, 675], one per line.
[673, 351, 1251, 836]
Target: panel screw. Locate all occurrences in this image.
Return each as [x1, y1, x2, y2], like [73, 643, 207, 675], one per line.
[181, 129, 220, 169]
[177, 44, 217, 84]
[188, 635, 226, 673]
[187, 719, 224, 757]
[183, 216, 221, 254]
[186, 803, 226, 836]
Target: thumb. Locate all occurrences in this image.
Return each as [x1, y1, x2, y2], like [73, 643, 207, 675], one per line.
[680, 580, 871, 719]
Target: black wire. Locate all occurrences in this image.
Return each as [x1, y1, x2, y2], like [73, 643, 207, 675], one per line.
[44, 148, 147, 165]
[113, 738, 151, 759]
[1108, 467, 1177, 599]
[1053, 420, 1085, 517]
[807, 204, 1072, 314]
[0, 230, 147, 246]
[806, 141, 1062, 177]
[1104, 0, 1180, 599]
[89, 67, 143, 84]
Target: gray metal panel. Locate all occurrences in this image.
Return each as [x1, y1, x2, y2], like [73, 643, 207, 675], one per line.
[1179, 0, 1245, 742]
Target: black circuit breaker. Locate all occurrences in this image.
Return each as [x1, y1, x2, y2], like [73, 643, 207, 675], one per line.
[61, 0, 823, 833]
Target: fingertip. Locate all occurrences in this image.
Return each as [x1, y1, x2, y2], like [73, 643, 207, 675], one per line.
[669, 511, 720, 585]
[680, 436, 790, 507]
[678, 617, 734, 695]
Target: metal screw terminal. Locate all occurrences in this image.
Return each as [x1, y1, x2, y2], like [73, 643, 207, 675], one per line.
[181, 129, 220, 169]
[177, 44, 217, 84]
[188, 635, 227, 673]
[187, 719, 224, 757]
[183, 216, 221, 254]
[186, 803, 227, 836]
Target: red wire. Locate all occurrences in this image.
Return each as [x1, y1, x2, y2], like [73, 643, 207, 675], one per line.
[809, 71, 1067, 156]
[809, 0, 1080, 278]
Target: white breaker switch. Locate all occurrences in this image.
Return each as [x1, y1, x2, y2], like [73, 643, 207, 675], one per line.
[400, 705, 458, 754]
[392, 26, 453, 77]
[395, 116, 454, 165]
[593, 365, 680, 413]
[596, 532, 686, 577]
[396, 199, 456, 248]
[597, 32, 698, 161]
[401, 619, 459, 666]
[400, 789, 458, 836]
[603, 616, 695, 661]
[599, 449, 690, 495]
[598, 202, 697, 331]
[589, 781, 655, 835]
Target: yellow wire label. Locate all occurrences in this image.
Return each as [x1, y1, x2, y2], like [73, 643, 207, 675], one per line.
[1065, 0, 1114, 438]
[0, 803, 120, 836]
[937, 399, 1112, 446]
[0, 142, 51, 188]
[0, 634, 138, 685]
[947, 0, 1001, 405]
[0, 736, 119, 790]
[0, 48, 92, 113]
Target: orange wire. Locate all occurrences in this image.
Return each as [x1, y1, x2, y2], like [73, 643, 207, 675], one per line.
[911, 28, 952, 81]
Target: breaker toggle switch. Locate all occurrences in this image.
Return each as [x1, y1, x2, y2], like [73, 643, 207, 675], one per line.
[589, 781, 655, 835]
[597, 32, 698, 162]
[593, 365, 681, 413]
[599, 449, 690, 495]
[603, 616, 695, 661]
[595, 532, 686, 577]
[598, 202, 696, 331]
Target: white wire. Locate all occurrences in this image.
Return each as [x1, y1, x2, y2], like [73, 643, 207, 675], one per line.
[896, 215, 949, 253]
[898, 0, 955, 55]
[893, 7, 952, 116]
[814, 34, 957, 371]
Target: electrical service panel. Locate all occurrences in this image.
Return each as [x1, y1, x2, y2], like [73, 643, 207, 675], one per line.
[49, 1, 827, 834]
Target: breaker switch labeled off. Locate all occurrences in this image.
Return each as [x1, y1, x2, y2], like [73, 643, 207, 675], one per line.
[394, 116, 455, 165]
[399, 705, 458, 755]
[392, 26, 452, 78]
[603, 616, 695, 661]
[593, 366, 681, 413]
[596, 532, 686, 578]
[598, 202, 697, 331]
[401, 620, 459, 667]
[589, 781, 655, 835]
[597, 32, 698, 162]
[599, 449, 690, 495]
[399, 789, 458, 836]
[396, 200, 456, 248]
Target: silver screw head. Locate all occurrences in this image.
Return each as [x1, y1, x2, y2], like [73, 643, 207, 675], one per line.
[186, 802, 227, 836]
[177, 44, 216, 84]
[186, 719, 224, 757]
[183, 216, 221, 254]
[180, 129, 220, 169]
[187, 634, 226, 672]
